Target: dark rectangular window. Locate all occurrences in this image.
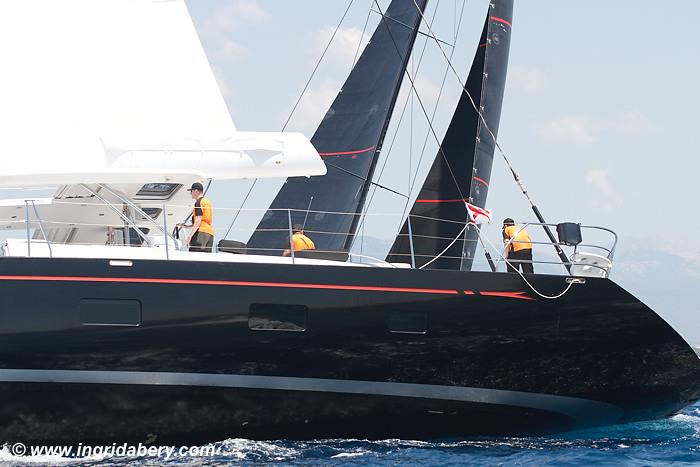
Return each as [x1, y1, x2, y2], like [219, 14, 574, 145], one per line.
[389, 310, 427, 334]
[134, 183, 182, 200]
[249, 304, 307, 332]
[140, 207, 163, 220]
[128, 227, 150, 246]
[80, 299, 142, 326]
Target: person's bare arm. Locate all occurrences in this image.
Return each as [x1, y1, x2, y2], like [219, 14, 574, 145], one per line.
[188, 216, 202, 245]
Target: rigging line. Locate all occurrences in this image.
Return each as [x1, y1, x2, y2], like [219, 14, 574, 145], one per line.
[399, 0, 467, 229]
[368, 0, 442, 193]
[409, 31, 414, 200]
[408, 0, 467, 195]
[222, 178, 257, 241]
[408, 0, 528, 206]
[324, 161, 407, 198]
[411, 0, 571, 270]
[351, 0, 374, 70]
[343, 0, 430, 252]
[372, 0, 468, 209]
[301, 196, 314, 230]
[281, 0, 356, 132]
[453, 0, 457, 42]
[348, 0, 444, 252]
[223, 0, 357, 241]
[369, 9, 455, 48]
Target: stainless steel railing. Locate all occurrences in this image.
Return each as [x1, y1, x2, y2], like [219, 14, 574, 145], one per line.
[5, 198, 617, 276]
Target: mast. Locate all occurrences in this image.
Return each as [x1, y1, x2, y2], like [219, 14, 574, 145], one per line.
[386, 0, 513, 269]
[248, 0, 428, 255]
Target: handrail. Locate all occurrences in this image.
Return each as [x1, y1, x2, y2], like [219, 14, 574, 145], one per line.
[97, 183, 177, 249]
[3, 197, 618, 276]
[30, 200, 52, 258]
[79, 184, 152, 247]
[24, 200, 30, 257]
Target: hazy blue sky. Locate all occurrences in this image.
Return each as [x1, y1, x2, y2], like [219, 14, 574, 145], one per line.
[185, 0, 700, 343]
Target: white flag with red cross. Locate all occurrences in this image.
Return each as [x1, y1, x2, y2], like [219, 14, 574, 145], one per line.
[465, 202, 493, 224]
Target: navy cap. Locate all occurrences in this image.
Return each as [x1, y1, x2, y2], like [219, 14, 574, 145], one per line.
[187, 182, 204, 192]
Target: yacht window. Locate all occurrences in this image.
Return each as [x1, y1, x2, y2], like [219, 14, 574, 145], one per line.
[140, 207, 163, 220]
[134, 183, 181, 200]
[249, 304, 307, 332]
[128, 227, 150, 246]
[389, 311, 427, 334]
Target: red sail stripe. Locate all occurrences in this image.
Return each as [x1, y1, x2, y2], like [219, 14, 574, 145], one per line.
[473, 176, 489, 187]
[479, 291, 534, 301]
[478, 43, 488, 48]
[318, 146, 376, 157]
[0, 275, 459, 295]
[490, 16, 512, 28]
[415, 198, 469, 203]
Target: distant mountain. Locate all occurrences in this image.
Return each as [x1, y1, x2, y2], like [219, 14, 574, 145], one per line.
[608, 237, 700, 347]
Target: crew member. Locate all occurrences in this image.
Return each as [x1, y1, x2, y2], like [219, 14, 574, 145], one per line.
[502, 218, 533, 273]
[283, 224, 315, 257]
[179, 182, 214, 253]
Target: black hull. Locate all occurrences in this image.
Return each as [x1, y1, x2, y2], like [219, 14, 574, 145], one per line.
[0, 257, 698, 443]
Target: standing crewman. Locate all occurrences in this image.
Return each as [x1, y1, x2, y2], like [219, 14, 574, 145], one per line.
[179, 182, 214, 253]
[283, 224, 315, 257]
[502, 218, 534, 273]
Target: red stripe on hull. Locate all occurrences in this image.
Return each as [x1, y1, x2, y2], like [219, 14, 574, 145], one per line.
[479, 291, 534, 301]
[0, 275, 534, 300]
[0, 275, 459, 295]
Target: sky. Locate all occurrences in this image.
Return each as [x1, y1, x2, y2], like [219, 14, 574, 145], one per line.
[183, 0, 700, 344]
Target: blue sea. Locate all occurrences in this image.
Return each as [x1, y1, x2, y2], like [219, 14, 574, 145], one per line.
[2, 402, 699, 466]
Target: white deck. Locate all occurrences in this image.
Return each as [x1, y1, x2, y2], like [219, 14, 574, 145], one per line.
[0, 238, 409, 269]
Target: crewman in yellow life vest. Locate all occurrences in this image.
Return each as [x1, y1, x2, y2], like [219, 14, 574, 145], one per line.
[502, 217, 534, 273]
[283, 224, 315, 257]
[178, 182, 214, 253]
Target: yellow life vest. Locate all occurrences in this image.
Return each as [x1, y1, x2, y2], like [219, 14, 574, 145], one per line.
[504, 225, 532, 252]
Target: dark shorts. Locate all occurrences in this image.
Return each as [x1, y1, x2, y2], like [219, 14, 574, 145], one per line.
[190, 232, 213, 253]
[507, 249, 534, 274]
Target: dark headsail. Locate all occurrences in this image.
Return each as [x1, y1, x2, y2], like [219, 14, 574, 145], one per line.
[247, 0, 427, 255]
[386, 0, 513, 269]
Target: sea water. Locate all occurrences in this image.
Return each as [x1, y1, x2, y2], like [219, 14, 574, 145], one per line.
[1, 402, 698, 466]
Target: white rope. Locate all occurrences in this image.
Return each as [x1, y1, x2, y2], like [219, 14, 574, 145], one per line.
[418, 224, 467, 269]
[474, 224, 578, 300]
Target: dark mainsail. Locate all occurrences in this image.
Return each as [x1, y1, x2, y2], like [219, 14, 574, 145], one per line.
[247, 0, 427, 255]
[386, 0, 513, 269]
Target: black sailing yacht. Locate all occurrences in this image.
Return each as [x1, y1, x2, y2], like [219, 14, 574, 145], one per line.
[0, 0, 698, 447]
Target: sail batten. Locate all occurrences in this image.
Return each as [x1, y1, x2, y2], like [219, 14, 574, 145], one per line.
[248, 0, 428, 255]
[387, 0, 513, 269]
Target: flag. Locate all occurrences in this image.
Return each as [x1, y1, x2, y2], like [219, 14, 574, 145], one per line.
[465, 202, 492, 224]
